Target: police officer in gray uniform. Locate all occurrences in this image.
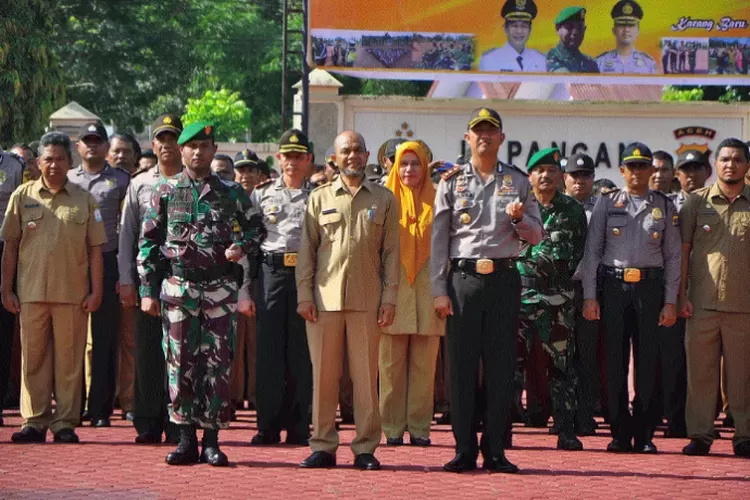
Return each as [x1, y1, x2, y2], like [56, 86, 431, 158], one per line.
[563, 153, 598, 222]
[596, 1, 657, 74]
[249, 129, 313, 446]
[432, 108, 544, 474]
[118, 113, 183, 443]
[577, 143, 681, 454]
[564, 152, 601, 434]
[69, 121, 131, 427]
[0, 147, 24, 425]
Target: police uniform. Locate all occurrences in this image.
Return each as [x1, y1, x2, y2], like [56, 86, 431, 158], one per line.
[137, 122, 261, 466]
[118, 114, 183, 442]
[546, 7, 599, 73]
[0, 148, 24, 424]
[596, 1, 657, 74]
[250, 130, 313, 444]
[576, 143, 681, 453]
[515, 148, 587, 450]
[479, 0, 545, 73]
[431, 108, 544, 472]
[67, 122, 131, 425]
[563, 153, 602, 433]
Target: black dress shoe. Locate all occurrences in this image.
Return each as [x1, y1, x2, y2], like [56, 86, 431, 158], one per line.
[386, 437, 404, 446]
[354, 453, 381, 471]
[483, 453, 519, 474]
[435, 412, 451, 425]
[135, 431, 162, 444]
[557, 433, 584, 451]
[11, 426, 46, 443]
[723, 413, 734, 428]
[549, 424, 559, 435]
[409, 436, 431, 447]
[443, 453, 477, 473]
[0, 414, 4, 427]
[250, 431, 281, 445]
[300, 451, 337, 468]
[200, 446, 229, 466]
[123, 411, 135, 422]
[91, 417, 111, 428]
[80, 411, 91, 422]
[682, 439, 711, 456]
[285, 433, 310, 446]
[634, 441, 658, 454]
[53, 428, 80, 443]
[606, 438, 633, 453]
[733, 440, 750, 458]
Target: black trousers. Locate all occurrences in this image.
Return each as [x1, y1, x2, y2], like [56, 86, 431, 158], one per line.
[86, 250, 121, 420]
[133, 309, 171, 436]
[600, 275, 663, 445]
[447, 264, 519, 458]
[255, 262, 312, 437]
[0, 241, 17, 413]
[656, 318, 687, 432]
[574, 281, 601, 426]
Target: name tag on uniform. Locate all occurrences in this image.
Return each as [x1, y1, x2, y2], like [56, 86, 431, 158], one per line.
[322, 208, 337, 215]
[94, 209, 103, 222]
[24, 203, 41, 209]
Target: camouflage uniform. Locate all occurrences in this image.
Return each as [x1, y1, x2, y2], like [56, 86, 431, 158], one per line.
[137, 171, 260, 430]
[546, 44, 600, 73]
[516, 191, 587, 435]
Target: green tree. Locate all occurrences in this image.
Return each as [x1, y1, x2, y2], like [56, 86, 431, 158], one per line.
[182, 89, 251, 142]
[0, 0, 66, 144]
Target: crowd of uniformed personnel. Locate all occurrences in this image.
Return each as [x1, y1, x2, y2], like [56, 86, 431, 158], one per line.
[0, 107, 749, 473]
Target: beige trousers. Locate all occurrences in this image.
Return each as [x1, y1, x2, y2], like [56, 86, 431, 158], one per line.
[379, 334, 440, 439]
[229, 314, 257, 404]
[686, 308, 750, 445]
[116, 306, 136, 412]
[307, 310, 381, 455]
[20, 302, 87, 433]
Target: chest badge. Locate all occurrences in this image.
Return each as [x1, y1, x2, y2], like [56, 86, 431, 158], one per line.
[502, 175, 513, 186]
[460, 213, 471, 224]
[651, 208, 663, 220]
[268, 214, 278, 224]
[652, 232, 660, 240]
[612, 228, 621, 236]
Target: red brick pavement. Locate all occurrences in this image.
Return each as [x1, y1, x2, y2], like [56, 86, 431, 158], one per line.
[0, 410, 747, 500]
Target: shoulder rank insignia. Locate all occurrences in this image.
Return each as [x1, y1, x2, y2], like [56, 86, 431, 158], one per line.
[255, 179, 273, 190]
[440, 165, 462, 181]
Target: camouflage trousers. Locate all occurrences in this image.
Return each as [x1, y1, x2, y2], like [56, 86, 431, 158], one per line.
[515, 287, 577, 432]
[161, 276, 238, 430]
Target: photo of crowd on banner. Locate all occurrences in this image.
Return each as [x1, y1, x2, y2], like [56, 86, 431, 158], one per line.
[311, 0, 749, 76]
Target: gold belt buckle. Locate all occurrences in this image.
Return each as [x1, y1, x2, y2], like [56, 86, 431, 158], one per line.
[283, 253, 298, 267]
[475, 259, 494, 275]
[623, 268, 641, 283]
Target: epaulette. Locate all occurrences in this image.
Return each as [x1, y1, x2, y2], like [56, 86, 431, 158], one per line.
[602, 187, 620, 196]
[651, 190, 671, 203]
[8, 151, 24, 165]
[639, 51, 655, 61]
[254, 179, 273, 190]
[311, 181, 331, 192]
[596, 50, 615, 59]
[501, 162, 528, 177]
[131, 166, 151, 178]
[440, 165, 461, 181]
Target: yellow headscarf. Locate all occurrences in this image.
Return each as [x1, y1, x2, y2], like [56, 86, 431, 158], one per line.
[385, 141, 435, 285]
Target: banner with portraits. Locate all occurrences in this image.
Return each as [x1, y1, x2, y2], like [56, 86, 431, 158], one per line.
[309, 0, 750, 84]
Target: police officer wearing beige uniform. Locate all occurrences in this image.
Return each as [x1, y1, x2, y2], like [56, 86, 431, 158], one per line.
[578, 142, 681, 454]
[432, 108, 544, 474]
[296, 130, 400, 470]
[249, 129, 314, 446]
[2, 132, 107, 443]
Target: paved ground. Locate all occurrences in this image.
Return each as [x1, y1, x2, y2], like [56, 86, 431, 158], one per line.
[0, 410, 747, 500]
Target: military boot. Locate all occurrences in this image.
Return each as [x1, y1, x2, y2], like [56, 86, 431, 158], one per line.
[554, 408, 583, 451]
[200, 429, 229, 467]
[165, 425, 199, 465]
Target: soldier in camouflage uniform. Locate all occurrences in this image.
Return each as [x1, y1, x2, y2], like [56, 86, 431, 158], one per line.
[546, 7, 599, 73]
[137, 121, 261, 466]
[516, 148, 588, 451]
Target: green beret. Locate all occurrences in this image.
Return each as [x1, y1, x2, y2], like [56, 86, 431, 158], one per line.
[527, 147, 562, 172]
[178, 121, 214, 145]
[555, 6, 586, 26]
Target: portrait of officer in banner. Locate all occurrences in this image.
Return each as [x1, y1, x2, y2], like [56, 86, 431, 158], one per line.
[479, 0, 546, 73]
[546, 7, 599, 73]
[596, 1, 657, 74]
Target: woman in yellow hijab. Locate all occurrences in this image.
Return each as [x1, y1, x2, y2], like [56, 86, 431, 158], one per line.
[380, 141, 445, 446]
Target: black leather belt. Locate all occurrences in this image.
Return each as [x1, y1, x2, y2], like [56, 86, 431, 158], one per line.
[451, 258, 515, 275]
[171, 263, 233, 282]
[262, 252, 298, 268]
[602, 265, 663, 283]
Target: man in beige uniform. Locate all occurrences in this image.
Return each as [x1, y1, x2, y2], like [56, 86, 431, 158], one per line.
[2, 132, 107, 443]
[679, 138, 750, 458]
[296, 130, 400, 470]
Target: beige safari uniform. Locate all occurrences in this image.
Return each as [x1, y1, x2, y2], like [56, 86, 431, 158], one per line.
[296, 176, 399, 455]
[1, 179, 107, 433]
